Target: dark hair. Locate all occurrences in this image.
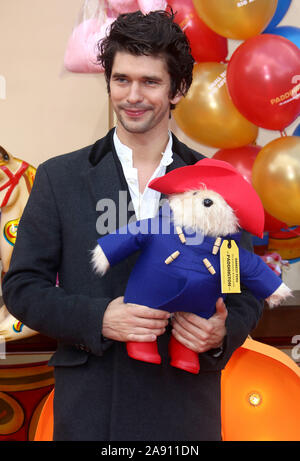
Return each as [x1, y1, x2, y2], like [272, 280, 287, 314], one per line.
[97, 9, 195, 109]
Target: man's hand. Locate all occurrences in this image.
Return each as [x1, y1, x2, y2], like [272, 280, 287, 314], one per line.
[102, 296, 170, 343]
[171, 297, 228, 353]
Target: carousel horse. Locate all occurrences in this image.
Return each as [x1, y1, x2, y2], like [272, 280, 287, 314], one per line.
[0, 145, 38, 341]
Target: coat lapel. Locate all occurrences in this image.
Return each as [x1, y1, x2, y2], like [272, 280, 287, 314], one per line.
[83, 129, 206, 227]
[83, 129, 134, 229]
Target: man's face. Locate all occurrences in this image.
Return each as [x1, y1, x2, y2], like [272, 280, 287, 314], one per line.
[109, 51, 181, 136]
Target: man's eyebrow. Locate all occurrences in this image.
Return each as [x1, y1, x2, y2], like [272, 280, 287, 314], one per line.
[111, 72, 163, 81]
[111, 72, 128, 79]
[142, 75, 163, 82]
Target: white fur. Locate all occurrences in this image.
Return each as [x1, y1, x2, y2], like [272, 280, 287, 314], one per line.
[169, 188, 240, 237]
[266, 282, 293, 308]
[91, 244, 110, 276]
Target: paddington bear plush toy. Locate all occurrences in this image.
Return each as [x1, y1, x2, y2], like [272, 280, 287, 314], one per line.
[92, 158, 291, 374]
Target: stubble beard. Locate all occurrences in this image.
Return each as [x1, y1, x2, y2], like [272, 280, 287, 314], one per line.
[115, 104, 170, 135]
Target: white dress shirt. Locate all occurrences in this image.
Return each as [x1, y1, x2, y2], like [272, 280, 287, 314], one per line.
[113, 129, 174, 220]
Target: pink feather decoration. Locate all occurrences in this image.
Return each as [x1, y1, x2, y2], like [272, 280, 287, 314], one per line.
[64, 17, 114, 73]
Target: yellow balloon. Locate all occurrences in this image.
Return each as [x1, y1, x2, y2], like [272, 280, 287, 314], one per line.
[252, 136, 300, 226]
[173, 62, 258, 148]
[193, 0, 278, 40]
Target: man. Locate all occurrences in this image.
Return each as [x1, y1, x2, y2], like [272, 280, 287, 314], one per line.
[2, 10, 262, 441]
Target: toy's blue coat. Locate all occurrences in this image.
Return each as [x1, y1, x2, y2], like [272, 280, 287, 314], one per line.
[98, 204, 282, 318]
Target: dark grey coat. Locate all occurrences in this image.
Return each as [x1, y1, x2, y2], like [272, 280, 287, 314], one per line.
[2, 129, 263, 441]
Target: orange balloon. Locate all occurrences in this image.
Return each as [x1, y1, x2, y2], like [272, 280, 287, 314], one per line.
[252, 136, 300, 225]
[221, 338, 300, 441]
[221, 339, 300, 441]
[173, 62, 258, 148]
[34, 390, 54, 441]
[193, 0, 278, 39]
[36, 340, 300, 442]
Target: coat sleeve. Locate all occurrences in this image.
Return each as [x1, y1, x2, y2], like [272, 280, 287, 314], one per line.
[2, 164, 111, 356]
[239, 247, 282, 299]
[203, 230, 264, 369]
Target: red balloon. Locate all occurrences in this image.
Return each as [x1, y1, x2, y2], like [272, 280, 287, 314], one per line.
[213, 145, 289, 232]
[168, 0, 228, 63]
[269, 226, 300, 239]
[213, 145, 261, 183]
[227, 34, 300, 131]
[264, 212, 289, 233]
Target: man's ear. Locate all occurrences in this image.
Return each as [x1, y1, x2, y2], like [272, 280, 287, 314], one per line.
[170, 91, 183, 106]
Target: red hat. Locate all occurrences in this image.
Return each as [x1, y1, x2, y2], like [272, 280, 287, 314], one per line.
[149, 158, 264, 238]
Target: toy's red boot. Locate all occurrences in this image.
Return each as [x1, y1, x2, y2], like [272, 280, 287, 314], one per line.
[126, 341, 161, 364]
[169, 336, 200, 374]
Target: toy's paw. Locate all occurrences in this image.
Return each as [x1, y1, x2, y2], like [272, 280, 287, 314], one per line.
[91, 244, 110, 276]
[266, 283, 293, 308]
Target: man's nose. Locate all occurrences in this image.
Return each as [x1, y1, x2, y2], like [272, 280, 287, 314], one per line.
[127, 82, 143, 104]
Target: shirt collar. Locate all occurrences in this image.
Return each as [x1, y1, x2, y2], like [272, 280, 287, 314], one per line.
[113, 128, 174, 169]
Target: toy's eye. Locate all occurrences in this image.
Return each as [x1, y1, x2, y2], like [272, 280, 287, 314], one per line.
[203, 198, 213, 207]
[193, 191, 197, 196]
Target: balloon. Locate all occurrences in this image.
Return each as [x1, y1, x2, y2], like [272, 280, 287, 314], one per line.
[227, 35, 300, 131]
[213, 145, 288, 232]
[265, 25, 300, 48]
[192, 0, 278, 40]
[268, 226, 300, 263]
[252, 136, 300, 225]
[167, 0, 228, 63]
[213, 145, 261, 182]
[269, 226, 300, 239]
[264, 212, 289, 232]
[293, 124, 300, 136]
[264, 0, 292, 32]
[173, 63, 258, 148]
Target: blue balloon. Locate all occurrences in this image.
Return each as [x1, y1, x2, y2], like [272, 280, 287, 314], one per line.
[264, 0, 292, 32]
[266, 25, 300, 49]
[293, 124, 300, 136]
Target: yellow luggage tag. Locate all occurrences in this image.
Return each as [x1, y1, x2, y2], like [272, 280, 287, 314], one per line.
[220, 239, 241, 294]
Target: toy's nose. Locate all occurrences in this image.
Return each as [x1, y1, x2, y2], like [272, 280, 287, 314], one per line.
[203, 198, 213, 207]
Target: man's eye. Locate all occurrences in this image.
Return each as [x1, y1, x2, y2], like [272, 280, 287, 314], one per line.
[113, 77, 128, 84]
[145, 80, 158, 86]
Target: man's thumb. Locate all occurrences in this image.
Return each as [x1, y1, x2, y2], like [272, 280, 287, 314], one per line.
[216, 297, 228, 318]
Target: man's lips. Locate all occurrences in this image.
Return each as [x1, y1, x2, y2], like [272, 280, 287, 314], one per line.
[121, 106, 152, 118]
[124, 109, 148, 117]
